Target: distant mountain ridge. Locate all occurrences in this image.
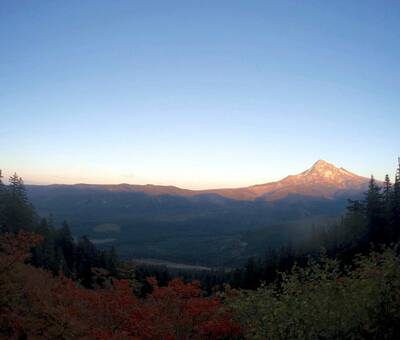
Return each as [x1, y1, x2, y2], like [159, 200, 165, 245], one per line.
[232, 160, 370, 201]
[34, 160, 370, 201]
[25, 160, 371, 266]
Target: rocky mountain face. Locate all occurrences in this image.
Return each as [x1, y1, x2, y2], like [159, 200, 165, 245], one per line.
[26, 160, 369, 266]
[232, 160, 370, 201]
[29, 160, 370, 202]
[102, 160, 370, 201]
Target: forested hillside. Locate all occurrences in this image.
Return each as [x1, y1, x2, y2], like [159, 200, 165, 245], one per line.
[26, 160, 366, 267]
[0, 172, 119, 288]
[1, 160, 400, 339]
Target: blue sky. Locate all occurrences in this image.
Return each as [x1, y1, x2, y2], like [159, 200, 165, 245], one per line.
[1, 1, 399, 188]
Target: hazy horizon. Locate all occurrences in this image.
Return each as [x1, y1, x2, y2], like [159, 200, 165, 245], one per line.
[1, 1, 399, 189]
[1, 158, 395, 190]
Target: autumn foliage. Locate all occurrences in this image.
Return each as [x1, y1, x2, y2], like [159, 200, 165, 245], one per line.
[0, 232, 240, 339]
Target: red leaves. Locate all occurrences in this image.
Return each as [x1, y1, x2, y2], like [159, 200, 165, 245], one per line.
[128, 278, 240, 339]
[0, 233, 240, 339]
[0, 231, 43, 278]
[59, 276, 240, 339]
[77, 278, 240, 339]
[47, 274, 241, 339]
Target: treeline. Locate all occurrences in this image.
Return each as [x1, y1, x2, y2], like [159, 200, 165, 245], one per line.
[0, 170, 239, 338]
[2, 162, 400, 338]
[2, 227, 400, 339]
[134, 264, 229, 297]
[229, 160, 400, 289]
[121, 159, 400, 293]
[0, 231, 240, 339]
[0, 171, 118, 288]
[226, 245, 400, 339]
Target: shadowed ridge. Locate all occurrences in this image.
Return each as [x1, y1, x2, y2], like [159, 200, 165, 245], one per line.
[27, 160, 371, 202]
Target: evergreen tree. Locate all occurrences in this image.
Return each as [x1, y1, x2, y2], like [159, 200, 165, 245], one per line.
[0, 169, 124, 287]
[75, 236, 99, 288]
[8, 173, 28, 203]
[2, 173, 35, 232]
[55, 221, 75, 275]
[383, 175, 392, 206]
[0, 170, 5, 229]
[382, 174, 394, 239]
[243, 257, 262, 289]
[365, 176, 385, 243]
[105, 246, 118, 276]
[31, 218, 58, 273]
[262, 247, 279, 282]
[336, 199, 367, 250]
[392, 159, 400, 239]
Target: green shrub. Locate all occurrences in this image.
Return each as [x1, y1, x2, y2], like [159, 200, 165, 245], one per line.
[227, 245, 400, 339]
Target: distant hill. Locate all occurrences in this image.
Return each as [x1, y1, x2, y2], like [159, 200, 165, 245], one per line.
[30, 160, 369, 200]
[26, 160, 370, 267]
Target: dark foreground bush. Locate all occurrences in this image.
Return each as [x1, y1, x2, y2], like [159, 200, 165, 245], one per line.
[227, 245, 400, 339]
